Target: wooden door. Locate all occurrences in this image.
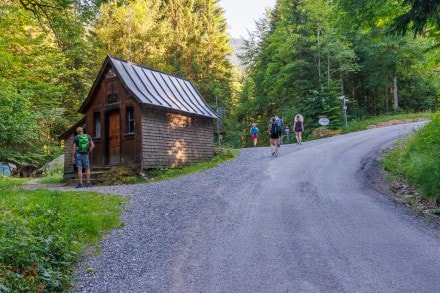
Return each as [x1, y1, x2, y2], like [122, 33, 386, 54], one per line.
[108, 111, 120, 165]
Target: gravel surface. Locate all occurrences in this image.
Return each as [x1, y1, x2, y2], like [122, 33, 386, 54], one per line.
[46, 121, 438, 292]
[72, 146, 272, 292]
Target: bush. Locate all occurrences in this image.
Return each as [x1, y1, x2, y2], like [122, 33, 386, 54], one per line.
[383, 113, 440, 205]
[0, 177, 126, 291]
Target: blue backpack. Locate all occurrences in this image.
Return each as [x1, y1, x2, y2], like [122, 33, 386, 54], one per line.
[251, 126, 258, 135]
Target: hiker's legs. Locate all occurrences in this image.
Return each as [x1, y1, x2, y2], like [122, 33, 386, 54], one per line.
[77, 168, 83, 184]
[76, 153, 83, 185]
[270, 138, 275, 153]
[86, 168, 91, 184]
[82, 155, 91, 184]
[270, 137, 279, 155]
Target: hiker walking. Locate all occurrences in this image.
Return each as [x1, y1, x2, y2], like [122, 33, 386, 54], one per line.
[72, 127, 95, 188]
[294, 114, 304, 145]
[276, 116, 284, 145]
[250, 123, 259, 147]
[268, 117, 281, 156]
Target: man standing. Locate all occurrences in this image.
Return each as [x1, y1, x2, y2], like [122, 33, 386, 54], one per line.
[72, 127, 95, 188]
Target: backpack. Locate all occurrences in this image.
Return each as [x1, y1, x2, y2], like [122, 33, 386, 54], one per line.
[271, 122, 280, 135]
[251, 126, 258, 135]
[77, 134, 89, 153]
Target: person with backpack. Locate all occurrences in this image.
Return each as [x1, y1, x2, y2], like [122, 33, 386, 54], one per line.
[72, 127, 95, 188]
[268, 117, 281, 156]
[276, 116, 283, 146]
[250, 123, 259, 147]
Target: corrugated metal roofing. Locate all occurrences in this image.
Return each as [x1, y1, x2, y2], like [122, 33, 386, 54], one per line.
[109, 56, 218, 119]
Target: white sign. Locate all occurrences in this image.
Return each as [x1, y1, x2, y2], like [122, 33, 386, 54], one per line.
[319, 117, 330, 126]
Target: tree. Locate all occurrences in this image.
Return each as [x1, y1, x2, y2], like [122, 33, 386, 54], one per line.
[0, 4, 70, 164]
[389, 0, 440, 37]
[93, 0, 172, 70]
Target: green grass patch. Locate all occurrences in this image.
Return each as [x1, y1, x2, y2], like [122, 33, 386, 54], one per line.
[38, 172, 64, 184]
[0, 176, 126, 292]
[383, 113, 440, 206]
[342, 112, 432, 133]
[147, 147, 239, 182]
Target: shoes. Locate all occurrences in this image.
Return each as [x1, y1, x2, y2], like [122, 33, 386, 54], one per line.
[272, 152, 275, 156]
[86, 183, 92, 188]
[76, 183, 83, 188]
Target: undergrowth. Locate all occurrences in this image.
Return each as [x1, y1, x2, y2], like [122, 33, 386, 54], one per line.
[0, 177, 126, 292]
[342, 112, 432, 133]
[145, 147, 239, 182]
[383, 113, 440, 208]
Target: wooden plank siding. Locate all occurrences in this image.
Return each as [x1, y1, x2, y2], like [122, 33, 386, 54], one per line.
[141, 108, 214, 169]
[61, 56, 217, 179]
[63, 136, 75, 178]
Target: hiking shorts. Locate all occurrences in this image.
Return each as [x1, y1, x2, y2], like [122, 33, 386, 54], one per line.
[75, 153, 90, 168]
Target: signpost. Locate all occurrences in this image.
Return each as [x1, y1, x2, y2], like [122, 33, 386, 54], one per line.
[284, 126, 290, 143]
[318, 116, 330, 137]
[338, 95, 348, 126]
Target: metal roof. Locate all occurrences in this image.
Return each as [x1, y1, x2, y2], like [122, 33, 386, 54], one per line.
[108, 56, 218, 119]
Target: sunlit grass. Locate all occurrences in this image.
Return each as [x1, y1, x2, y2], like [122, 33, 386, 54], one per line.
[0, 176, 126, 292]
[148, 148, 239, 182]
[342, 112, 432, 133]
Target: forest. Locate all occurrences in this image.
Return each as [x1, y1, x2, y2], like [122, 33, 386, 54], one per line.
[0, 0, 439, 167]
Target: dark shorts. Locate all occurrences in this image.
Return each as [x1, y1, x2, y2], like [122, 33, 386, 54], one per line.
[75, 153, 90, 168]
[270, 133, 279, 139]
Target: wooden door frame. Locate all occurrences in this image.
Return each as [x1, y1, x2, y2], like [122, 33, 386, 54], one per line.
[104, 109, 121, 165]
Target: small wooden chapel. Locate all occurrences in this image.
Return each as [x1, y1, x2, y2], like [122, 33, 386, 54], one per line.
[60, 56, 218, 179]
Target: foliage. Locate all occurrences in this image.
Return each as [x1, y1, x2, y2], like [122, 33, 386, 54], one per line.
[97, 166, 144, 185]
[147, 147, 239, 182]
[0, 3, 90, 166]
[93, 0, 172, 68]
[342, 112, 433, 133]
[383, 113, 440, 205]
[0, 177, 126, 292]
[386, 0, 440, 37]
[233, 0, 439, 149]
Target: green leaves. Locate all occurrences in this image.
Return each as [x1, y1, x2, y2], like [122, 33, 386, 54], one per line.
[0, 178, 126, 291]
[384, 114, 440, 203]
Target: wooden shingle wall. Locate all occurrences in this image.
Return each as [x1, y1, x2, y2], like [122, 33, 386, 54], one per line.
[62, 136, 75, 179]
[141, 108, 215, 169]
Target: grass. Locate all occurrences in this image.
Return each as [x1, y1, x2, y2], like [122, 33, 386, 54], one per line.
[382, 112, 440, 208]
[342, 112, 432, 133]
[0, 177, 126, 292]
[0, 147, 239, 292]
[3, 112, 437, 292]
[147, 148, 239, 182]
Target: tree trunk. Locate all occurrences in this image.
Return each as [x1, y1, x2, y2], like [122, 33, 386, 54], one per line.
[384, 85, 389, 112]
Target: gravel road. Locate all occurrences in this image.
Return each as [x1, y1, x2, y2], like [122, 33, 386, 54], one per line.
[72, 122, 440, 293]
